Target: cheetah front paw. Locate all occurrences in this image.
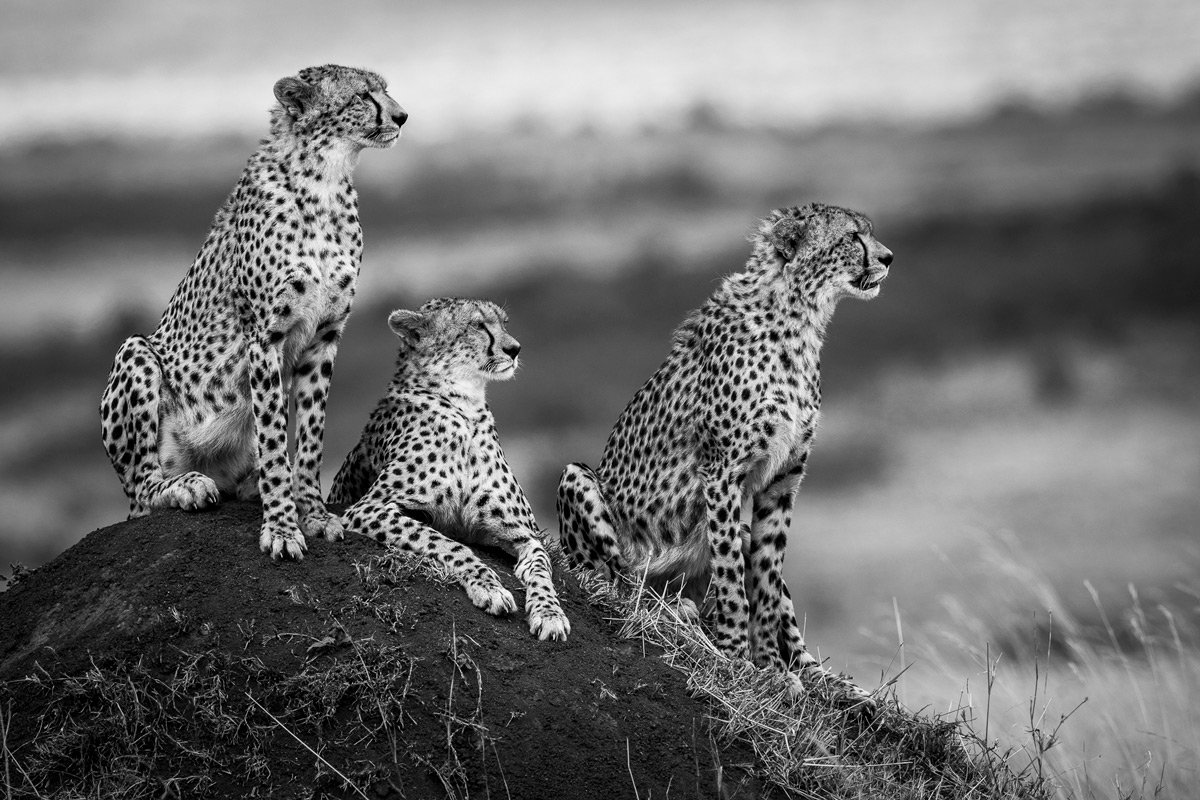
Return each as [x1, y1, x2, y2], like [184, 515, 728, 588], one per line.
[156, 472, 220, 511]
[299, 505, 345, 542]
[464, 575, 517, 616]
[259, 522, 307, 561]
[714, 636, 752, 662]
[824, 672, 877, 711]
[528, 605, 571, 641]
[793, 664, 877, 711]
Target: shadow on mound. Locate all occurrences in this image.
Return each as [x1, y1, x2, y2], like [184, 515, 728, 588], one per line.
[0, 502, 763, 799]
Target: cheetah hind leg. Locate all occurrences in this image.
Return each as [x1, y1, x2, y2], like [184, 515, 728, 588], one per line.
[780, 584, 875, 708]
[100, 335, 219, 517]
[157, 472, 221, 511]
[556, 462, 624, 580]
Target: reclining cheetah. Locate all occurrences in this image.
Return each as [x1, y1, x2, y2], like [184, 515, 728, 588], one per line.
[557, 203, 892, 699]
[329, 299, 570, 641]
[99, 65, 406, 559]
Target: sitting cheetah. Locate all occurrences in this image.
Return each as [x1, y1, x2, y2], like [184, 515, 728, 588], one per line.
[329, 299, 570, 641]
[99, 65, 406, 559]
[557, 203, 892, 699]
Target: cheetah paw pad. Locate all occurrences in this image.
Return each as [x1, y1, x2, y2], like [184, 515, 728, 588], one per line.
[529, 606, 571, 641]
[260, 524, 307, 561]
[300, 508, 345, 542]
[836, 679, 878, 710]
[783, 671, 806, 698]
[465, 581, 517, 616]
[799, 666, 877, 710]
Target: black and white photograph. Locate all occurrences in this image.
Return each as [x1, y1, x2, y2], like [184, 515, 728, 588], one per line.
[2, 1, 1199, 797]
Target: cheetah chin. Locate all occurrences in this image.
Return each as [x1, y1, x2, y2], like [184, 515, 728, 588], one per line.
[373, 128, 401, 145]
[856, 272, 887, 293]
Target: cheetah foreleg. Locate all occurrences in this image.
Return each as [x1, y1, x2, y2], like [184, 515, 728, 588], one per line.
[345, 501, 517, 616]
[510, 537, 571, 641]
[747, 469, 804, 674]
[703, 466, 751, 659]
[779, 584, 875, 707]
[248, 340, 306, 560]
[291, 331, 344, 542]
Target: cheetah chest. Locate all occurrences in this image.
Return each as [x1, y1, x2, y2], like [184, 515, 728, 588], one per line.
[273, 211, 362, 362]
[744, 393, 819, 500]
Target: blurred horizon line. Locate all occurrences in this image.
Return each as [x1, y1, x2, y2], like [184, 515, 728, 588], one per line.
[3, 81, 1200, 160]
[4, 76, 1200, 152]
[5, 0, 1200, 148]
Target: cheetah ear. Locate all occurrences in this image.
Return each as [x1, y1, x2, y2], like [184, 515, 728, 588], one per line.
[273, 77, 315, 118]
[767, 216, 808, 262]
[387, 309, 427, 346]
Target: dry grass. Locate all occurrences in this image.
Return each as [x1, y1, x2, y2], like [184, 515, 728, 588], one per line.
[575, 564, 1053, 799]
[0, 636, 424, 798]
[877, 535, 1199, 799]
[4, 539, 1195, 799]
[570, 535, 1199, 798]
[0, 552, 482, 799]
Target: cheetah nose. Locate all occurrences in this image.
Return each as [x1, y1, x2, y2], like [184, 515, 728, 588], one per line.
[878, 249, 893, 267]
[503, 343, 521, 358]
[392, 110, 409, 128]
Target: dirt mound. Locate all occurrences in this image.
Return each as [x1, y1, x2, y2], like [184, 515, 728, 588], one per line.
[0, 502, 763, 799]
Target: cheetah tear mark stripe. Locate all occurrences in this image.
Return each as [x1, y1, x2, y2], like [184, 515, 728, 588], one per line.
[365, 93, 383, 127]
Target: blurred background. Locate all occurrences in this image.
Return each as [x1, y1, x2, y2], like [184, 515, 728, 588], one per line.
[2, 0, 1200, 776]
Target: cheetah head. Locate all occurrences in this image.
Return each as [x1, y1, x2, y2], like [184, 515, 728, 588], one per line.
[387, 299, 522, 388]
[761, 203, 893, 306]
[272, 64, 407, 150]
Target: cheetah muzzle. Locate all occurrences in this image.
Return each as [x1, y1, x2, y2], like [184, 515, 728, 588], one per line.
[855, 233, 892, 293]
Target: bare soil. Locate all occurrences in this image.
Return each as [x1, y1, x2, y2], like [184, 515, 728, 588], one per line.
[0, 502, 764, 799]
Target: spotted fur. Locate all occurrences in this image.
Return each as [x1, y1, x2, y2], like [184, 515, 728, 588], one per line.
[329, 299, 570, 641]
[99, 65, 407, 559]
[557, 203, 892, 699]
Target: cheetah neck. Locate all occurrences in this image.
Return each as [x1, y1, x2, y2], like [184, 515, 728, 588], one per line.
[388, 366, 491, 419]
[260, 136, 362, 208]
[723, 262, 835, 347]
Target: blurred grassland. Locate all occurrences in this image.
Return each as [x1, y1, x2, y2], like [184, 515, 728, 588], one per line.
[2, 99, 1200, 648]
[883, 533, 1200, 799]
[2, 97, 1200, 798]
